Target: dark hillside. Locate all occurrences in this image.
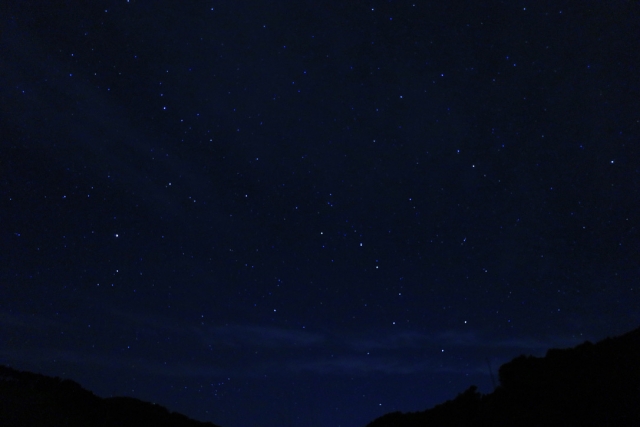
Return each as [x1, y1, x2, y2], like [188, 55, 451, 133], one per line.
[0, 365, 221, 427]
[366, 326, 640, 427]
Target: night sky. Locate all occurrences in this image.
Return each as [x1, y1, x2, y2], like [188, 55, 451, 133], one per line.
[1, 1, 639, 427]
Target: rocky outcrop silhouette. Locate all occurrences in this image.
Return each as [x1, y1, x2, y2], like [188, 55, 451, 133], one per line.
[366, 326, 640, 427]
[0, 365, 221, 427]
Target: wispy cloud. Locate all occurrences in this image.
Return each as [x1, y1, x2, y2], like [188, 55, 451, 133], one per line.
[348, 328, 583, 355]
[349, 330, 432, 350]
[1, 304, 590, 384]
[0, 309, 67, 334]
[196, 324, 326, 349]
[287, 355, 436, 375]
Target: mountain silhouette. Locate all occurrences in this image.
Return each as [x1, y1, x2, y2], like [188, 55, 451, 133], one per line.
[3, 327, 639, 427]
[366, 326, 640, 427]
[0, 365, 222, 427]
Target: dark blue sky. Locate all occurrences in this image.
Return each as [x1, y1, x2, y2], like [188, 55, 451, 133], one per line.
[1, 1, 639, 426]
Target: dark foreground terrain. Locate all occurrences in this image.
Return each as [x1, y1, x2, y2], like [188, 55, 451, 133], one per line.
[2, 326, 639, 427]
[368, 326, 640, 427]
[0, 365, 221, 427]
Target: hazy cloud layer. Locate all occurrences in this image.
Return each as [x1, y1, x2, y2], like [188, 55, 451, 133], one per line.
[1, 306, 589, 381]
